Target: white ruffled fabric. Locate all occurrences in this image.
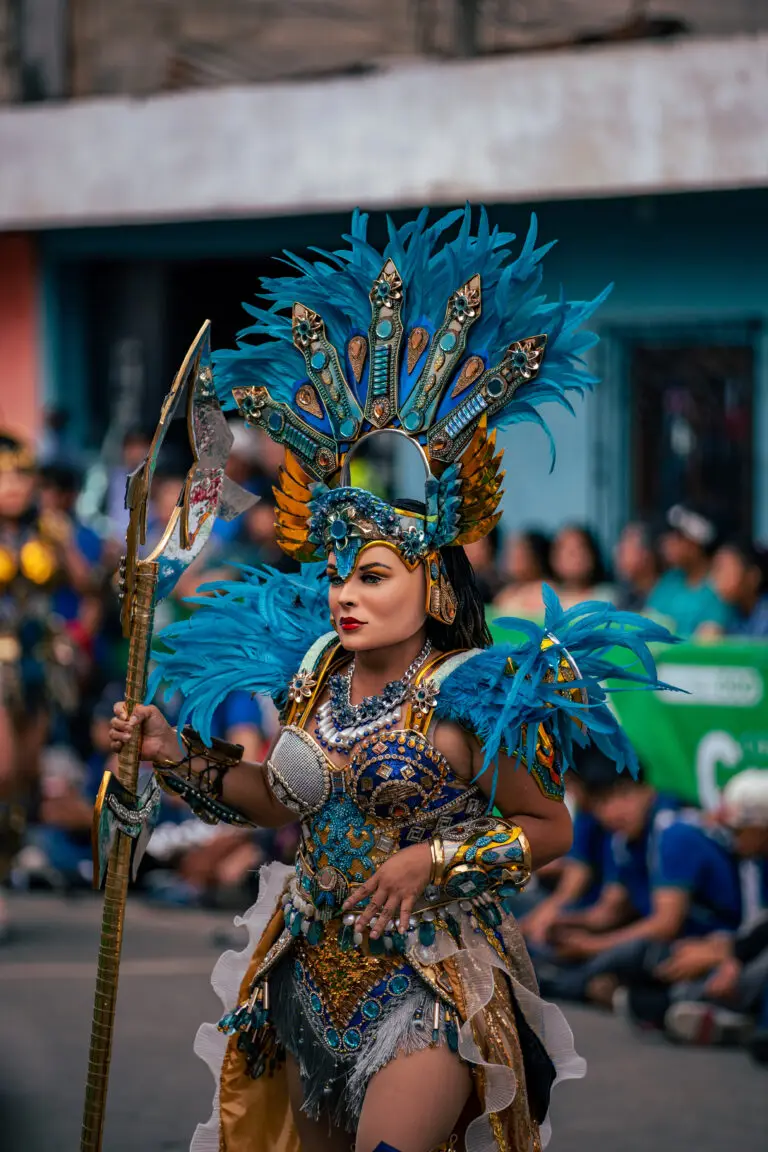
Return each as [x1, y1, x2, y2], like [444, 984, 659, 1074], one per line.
[190, 875, 584, 1152]
[190, 861, 293, 1152]
[410, 909, 586, 1152]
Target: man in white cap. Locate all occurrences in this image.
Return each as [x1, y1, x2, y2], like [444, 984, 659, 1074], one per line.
[656, 769, 768, 1062]
[647, 503, 735, 637]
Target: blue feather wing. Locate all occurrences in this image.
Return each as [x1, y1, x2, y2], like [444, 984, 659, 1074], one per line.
[434, 584, 681, 807]
[147, 563, 330, 744]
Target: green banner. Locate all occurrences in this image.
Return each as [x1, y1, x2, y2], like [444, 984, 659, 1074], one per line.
[487, 613, 768, 808]
[612, 641, 768, 807]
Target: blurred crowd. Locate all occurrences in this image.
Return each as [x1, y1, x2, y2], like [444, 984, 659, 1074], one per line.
[516, 753, 768, 1067]
[482, 508, 768, 640]
[1, 415, 767, 1066]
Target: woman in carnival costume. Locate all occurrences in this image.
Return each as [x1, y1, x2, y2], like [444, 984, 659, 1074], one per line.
[110, 208, 675, 1152]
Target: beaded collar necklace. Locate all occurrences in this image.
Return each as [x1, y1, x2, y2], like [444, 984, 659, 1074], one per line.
[314, 640, 432, 752]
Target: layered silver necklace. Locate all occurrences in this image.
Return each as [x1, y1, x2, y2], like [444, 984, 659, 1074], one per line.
[315, 640, 432, 752]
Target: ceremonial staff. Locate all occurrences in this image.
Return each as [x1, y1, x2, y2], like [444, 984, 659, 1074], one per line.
[80, 323, 255, 1152]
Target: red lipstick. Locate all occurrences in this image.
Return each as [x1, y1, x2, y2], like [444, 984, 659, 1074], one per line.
[339, 617, 364, 632]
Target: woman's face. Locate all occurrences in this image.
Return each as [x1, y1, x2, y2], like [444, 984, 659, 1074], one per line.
[327, 544, 427, 653]
[506, 535, 540, 583]
[615, 524, 649, 582]
[551, 528, 595, 587]
[0, 468, 36, 519]
[712, 547, 753, 605]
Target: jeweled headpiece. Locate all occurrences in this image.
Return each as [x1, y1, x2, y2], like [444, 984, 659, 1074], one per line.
[213, 207, 608, 621]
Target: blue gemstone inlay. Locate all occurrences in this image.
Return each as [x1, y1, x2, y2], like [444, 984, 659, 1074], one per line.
[486, 377, 505, 397]
[440, 331, 457, 352]
[343, 1027, 362, 1051]
[268, 411, 283, 432]
[376, 319, 393, 339]
[339, 418, 357, 440]
[311, 350, 328, 370]
[326, 1028, 341, 1049]
[294, 960, 304, 980]
[388, 974, 410, 996]
[362, 999, 381, 1021]
[330, 520, 348, 540]
[310, 992, 323, 1015]
[403, 412, 421, 432]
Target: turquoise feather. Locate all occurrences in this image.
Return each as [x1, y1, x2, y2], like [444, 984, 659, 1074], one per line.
[434, 584, 681, 808]
[212, 206, 609, 466]
[147, 564, 329, 744]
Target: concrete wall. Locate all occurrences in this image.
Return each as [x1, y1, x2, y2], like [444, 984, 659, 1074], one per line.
[1, 34, 767, 229]
[3, 1, 765, 101]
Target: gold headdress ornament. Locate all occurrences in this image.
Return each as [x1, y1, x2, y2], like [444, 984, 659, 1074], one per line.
[213, 207, 608, 618]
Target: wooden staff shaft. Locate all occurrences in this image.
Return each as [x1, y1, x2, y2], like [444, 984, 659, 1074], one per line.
[80, 562, 158, 1152]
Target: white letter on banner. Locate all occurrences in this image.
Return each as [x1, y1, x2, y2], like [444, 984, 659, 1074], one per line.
[695, 730, 742, 810]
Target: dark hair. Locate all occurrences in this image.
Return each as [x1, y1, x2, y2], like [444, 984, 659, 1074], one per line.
[719, 537, 768, 594]
[518, 529, 553, 580]
[429, 544, 493, 651]
[553, 523, 610, 586]
[579, 761, 647, 798]
[395, 498, 492, 651]
[40, 461, 82, 494]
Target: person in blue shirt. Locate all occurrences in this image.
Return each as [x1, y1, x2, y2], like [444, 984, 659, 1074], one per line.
[538, 770, 742, 1005]
[709, 538, 768, 639]
[634, 769, 768, 1064]
[647, 503, 735, 637]
[521, 745, 616, 949]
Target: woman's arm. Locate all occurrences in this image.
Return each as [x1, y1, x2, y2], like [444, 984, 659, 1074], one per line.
[468, 737, 573, 869]
[109, 703, 296, 828]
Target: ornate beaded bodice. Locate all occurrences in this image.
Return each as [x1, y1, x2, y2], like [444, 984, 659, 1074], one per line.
[267, 709, 487, 885]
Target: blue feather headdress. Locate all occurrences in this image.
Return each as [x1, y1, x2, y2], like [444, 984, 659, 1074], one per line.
[211, 206, 610, 589]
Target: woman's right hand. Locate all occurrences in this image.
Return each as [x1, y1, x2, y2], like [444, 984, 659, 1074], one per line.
[110, 702, 179, 765]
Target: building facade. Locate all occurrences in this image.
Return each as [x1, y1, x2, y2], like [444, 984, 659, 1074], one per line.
[1, 17, 767, 541]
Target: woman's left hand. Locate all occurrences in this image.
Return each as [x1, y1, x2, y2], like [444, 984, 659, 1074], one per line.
[342, 842, 432, 939]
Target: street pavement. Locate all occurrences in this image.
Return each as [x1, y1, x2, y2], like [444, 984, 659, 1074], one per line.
[1, 891, 766, 1152]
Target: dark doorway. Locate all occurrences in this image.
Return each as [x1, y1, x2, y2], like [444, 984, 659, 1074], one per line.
[629, 336, 755, 536]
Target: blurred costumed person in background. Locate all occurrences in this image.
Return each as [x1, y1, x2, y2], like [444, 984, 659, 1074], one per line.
[110, 208, 676, 1152]
[0, 433, 90, 938]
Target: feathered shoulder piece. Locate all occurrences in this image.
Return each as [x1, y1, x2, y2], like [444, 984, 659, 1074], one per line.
[147, 564, 330, 743]
[434, 585, 679, 805]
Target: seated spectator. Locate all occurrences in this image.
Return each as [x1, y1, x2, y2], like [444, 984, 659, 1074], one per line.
[494, 529, 552, 617]
[549, 523, 616, 609]
[614, 521, 661, 612]
[624, 770, 768, 1064]
[537, 770, 743, 1006]
[521, 745, 615, 948]
[21, 744, 95, 886]
[710, 538, 768, 638]
[647, 503, 735, 637]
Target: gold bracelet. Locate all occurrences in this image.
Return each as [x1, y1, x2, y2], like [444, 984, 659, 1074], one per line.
[429, 835, 445, 885]
[511, 826, 533, 882]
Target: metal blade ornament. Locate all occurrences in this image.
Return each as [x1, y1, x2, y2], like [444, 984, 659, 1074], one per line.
[81, 321, 257, 1152]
